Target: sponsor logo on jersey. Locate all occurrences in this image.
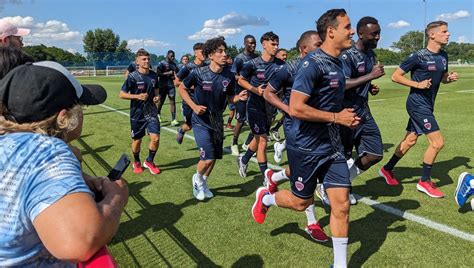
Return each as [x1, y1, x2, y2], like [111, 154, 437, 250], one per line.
[203, 81, 213, 91]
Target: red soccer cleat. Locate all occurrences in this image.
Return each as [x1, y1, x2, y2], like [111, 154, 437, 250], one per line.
[417, 179, 445, 198]
[143, 160, 161, 175]
[305, 222, 329, 242]
[252, 187, 270, 224]
[132, 162, 143, 174]
[264, 169, 278, 194]
[379, 166, 399, 186]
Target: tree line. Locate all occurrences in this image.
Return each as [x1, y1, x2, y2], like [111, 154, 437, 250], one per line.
[24, 28, 474, 68]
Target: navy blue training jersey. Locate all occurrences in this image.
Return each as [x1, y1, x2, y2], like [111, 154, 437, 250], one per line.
[240, 56, 285, 109]
[288, 48, 346, 155]
[231, 52, 258, 93]
[156, 60, 179, 88]
[176, 61, 208, 81]
[121, 70, 159, 119]
[399, 49, 448, 113]
[182, 65, 236, 129]
[340, 46, 376, 120]
[268, 57, 301, 106]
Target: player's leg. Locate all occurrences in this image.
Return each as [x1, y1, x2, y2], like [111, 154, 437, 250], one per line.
[169, 88, 178, 126]
[143, 118, 161, 174]
[177, 103, 192, 144]
[157, 88, 168, 119]
[231, 100, 247, 155]
[193, 124, 216, 200]
[130, 120, 146, 174]
[226, 103, 235, 129]
[417, 130, 445, 197]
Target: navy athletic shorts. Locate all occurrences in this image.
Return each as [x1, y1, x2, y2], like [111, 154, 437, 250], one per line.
[193, 122, 223, 160]
[406, 109, 440, 135]
[341, 118, 383, 159]
[130, 116, 160, 140]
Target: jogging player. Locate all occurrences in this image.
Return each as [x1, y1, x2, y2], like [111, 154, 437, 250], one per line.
[120, 49, 162, 175]
[178, 37, 248, 200]
[263, 30, 328, 242]
[156, 50, 180, 126]
[251, 9, 358, 268]
[237, 31, 285, 181]
[379, 21, 458, 198]
[175, 43, 207, 144]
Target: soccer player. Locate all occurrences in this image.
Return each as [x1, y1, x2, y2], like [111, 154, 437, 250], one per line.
[379, 21, 459, 198]
[318, 16, 385, 206]
[263, 30, 328, 242]
[156, 50, 180, 126]
[455, 172, 474, 208]
[0, 20, 29, 48]
[119, 49, 162, 175]
[230, 35, 258, 156]
[251, 9, 358, 268]
[237, 31, 285, 180]
[275, 48, 288, 62]
[175, 43, 207, 144]
[178, 37, 248, 200]
[179, 55, 190, 68]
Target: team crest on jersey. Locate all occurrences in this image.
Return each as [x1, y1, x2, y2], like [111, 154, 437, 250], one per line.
[423, 118, 431, 130]
[295, 177, 304, 191]
[302, 61, 309, 68]
[203, 81, 213, 91]
[199, 147, 206, 158]
[222, 80, 229, 91]
[253, 124, 260, 133]
[151, 79, 156, 87]
[442, 58, 447, 70]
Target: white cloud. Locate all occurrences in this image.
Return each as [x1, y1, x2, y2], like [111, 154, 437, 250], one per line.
[67, 48, 77, 54]
[457, 35, 468, 43]
[436, 10, 470, 21]
[387, 20, 410, 29]
[127, 38, 170, 49]
[188, 12, 269, 40]
[0, 16, 81, 45]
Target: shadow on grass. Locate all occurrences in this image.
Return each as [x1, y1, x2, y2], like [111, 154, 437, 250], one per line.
[159, 156, 200, 170]
[270, 221, 331, 247]
[213, 175, 263, 198]
[76, 137, 114, 174]
[112, 181, 219, 267]
[231, 254, 264, 267]
[348, 199, 420, 267]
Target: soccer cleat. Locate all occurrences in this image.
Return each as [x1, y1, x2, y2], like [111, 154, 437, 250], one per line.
[455, 172, 474, 207]
[242, 143, 249, 151]
[176, 127, 184, 144]
[305, 223, 329, 242]
[143, 160, 161, 175]
[231, 144, 239, 156]
[237, 156, 248, 178]
[416, 179, 445, 198]
[349, 193, 357, 205]
[264, 169, 278, 194]
[202, 179, 214, 199]
[192, 174, 205, 201]
[270, 130, 281, 142]
[379, 166, 399, 186]
[132, 161, 143, 174]
[273, 142, 282, 163]
[316, 184, 330, 206]
[252, 187, 270, 224]
[170, 119, 180, 126]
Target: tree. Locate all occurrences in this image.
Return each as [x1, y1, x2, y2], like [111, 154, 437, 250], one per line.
[373, 48, 402, 65]
[83, 28, 133, 69]
[391, 31, 424, 58]
[23, 44, 87, 66]
[286, 47, 299, 61]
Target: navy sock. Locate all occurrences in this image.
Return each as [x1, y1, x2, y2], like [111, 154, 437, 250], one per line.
[146, 149, 156, 163]
[421, 162, 432, 182]
[258, 162, 268, 176]
[133, 151, 140, 163]
[233, 135, 239, 145]
[384, 154, 401, 171]
[242, 149, 255, 164]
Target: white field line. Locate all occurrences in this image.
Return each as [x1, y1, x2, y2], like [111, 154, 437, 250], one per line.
[456, 89, 474, 93]
[98, 104, 474, 242]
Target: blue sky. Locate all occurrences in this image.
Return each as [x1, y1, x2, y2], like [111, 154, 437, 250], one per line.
[1, 0, 472, 57]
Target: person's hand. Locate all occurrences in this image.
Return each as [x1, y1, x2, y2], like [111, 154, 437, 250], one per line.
[193, 105, 207, 115]
[416, 79, 432, 89]
[238, 90, 248, 101]
[153, 96, 160, 103]
[335, 108, 361, 129]
[137, 93, 148, 101]
[101, 178, 129, 208]
[84, 176, 107, 193]
[370, 63, 385, 79]
[256, 84, 266, 96]
[369, 84, 380, 95]
[446, 71, 458, 83]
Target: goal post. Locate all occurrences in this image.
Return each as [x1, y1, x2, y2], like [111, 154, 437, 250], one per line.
[65, 66, 97, 77]
[106, 65, 129, 76]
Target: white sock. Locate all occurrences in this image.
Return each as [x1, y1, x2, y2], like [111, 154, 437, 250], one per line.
[195, 172, 204, 186]
[332, 237, 348, 268]
[203, 175, 208, 181]
[348, 161, 363, 182]
[272, 169, 289, 183]
[262, 193, 277, 207]
[277, 140, 286, 151]
[305, 204, 317, 225]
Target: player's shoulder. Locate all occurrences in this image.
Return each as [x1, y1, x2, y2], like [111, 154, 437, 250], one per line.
[148, 70, 157, 76]
[273, 58, 286, 66]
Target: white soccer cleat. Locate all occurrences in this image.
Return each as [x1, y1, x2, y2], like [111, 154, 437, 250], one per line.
[273, 142, 282, 163]
[192, 174, 205, 201]
[231, 144, 239, 156]
[349, 193, 357, 205]
[202, 179, 214, 199]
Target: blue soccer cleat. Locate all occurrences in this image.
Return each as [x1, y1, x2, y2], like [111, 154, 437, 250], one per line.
[455, 172, 474, 207]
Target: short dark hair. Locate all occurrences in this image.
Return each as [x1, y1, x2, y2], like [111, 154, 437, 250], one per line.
[276, 48, 287, 54]
[167, 50, 175, 55]
[297, 30, 319, 49]
[316, 8, 347, 42]
[135, 48, 149, 58]
[203, 37, 227, 58]
[425, 20, 448, 40]
[357, 16, 379, 33]
[244, 34, 256, 41]
[193, 42, 204, 51]
[260, 31, 279, 43]
[0, 47, 33, 79]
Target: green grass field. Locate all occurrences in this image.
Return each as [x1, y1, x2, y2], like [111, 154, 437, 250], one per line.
[76, 67, 474, 267]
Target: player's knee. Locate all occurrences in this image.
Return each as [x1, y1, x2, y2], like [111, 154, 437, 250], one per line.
[404, 138, 417, 148]
[331, 202, 350, 219]
[150, 136, 160, 144]
[430, 140, 444, 151]
[292, 198, 312, 212]
[367, 154, 383, 166]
